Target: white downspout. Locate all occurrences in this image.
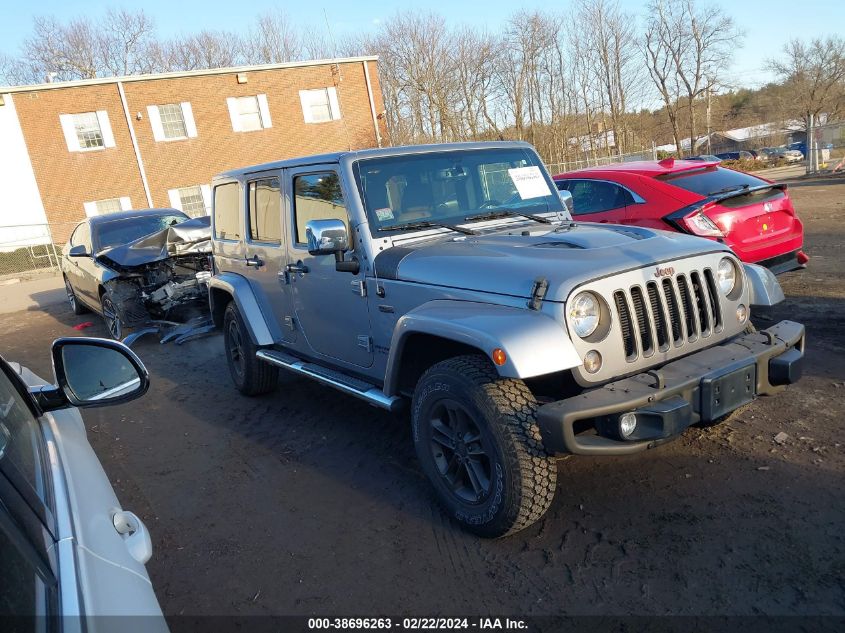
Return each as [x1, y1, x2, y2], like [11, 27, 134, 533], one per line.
[117, 81, 153, 207]
[362, 60, 382, 148]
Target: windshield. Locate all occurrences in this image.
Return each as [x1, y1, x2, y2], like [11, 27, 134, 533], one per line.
[353, 148, 564, 233]
[95, 213, 187, 251]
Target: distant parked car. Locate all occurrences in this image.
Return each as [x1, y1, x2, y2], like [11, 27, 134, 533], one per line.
[763, 147, 804, 163]
[61, 209, 212, 339]
[687, 154, 723, 162]
[715, 151, 755, 161]
[553, 159, 808, 274]
[0, 337, 167, 627]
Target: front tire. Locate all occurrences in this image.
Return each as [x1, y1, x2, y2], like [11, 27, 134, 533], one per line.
[100, 291, 128, 340]
[412, 355, 557, 538]
[223, 302, 278, 396]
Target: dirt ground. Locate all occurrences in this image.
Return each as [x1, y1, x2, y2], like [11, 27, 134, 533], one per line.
[1, 174, 843, 619]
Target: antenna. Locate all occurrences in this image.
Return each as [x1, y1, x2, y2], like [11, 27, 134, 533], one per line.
[323, 8, 352, 151]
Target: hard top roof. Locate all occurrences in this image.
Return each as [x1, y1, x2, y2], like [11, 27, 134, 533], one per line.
[214, 141, 536, 179]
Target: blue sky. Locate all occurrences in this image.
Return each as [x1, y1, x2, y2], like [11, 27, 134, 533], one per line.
[1, 0, 841, 89]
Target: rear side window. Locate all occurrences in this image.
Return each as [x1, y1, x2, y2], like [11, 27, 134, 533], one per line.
[555, 179, 632, 215]
[248, 178, 281, 243]
[293, 172, 347, 244]
[214, 182, 241, 240]
[658, 166, 767, 197]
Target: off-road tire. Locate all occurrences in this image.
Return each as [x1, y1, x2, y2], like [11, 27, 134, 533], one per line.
[411, 354, 557, 538]
[223, 302, 278, 396]
[64, 276, 88, 315]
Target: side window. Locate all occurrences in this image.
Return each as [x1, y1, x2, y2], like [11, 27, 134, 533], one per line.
[0, 509, 55, 620]
[293, 172, 347, 245]
[213, 182, 241, 240]
[561, 180, 630, 215]
[0, 368, 48, 507]
[248, 178, 282, 244]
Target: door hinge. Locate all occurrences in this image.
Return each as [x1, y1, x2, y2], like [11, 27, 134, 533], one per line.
[284, 316, 295, 330]
[357, 335, 372, 351]
[351, 280, 367, 297]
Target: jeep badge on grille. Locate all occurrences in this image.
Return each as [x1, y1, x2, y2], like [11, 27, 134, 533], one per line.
[654, 266, 675, 278]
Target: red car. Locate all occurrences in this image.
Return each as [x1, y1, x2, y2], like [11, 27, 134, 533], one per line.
[553, 159, 808, 274]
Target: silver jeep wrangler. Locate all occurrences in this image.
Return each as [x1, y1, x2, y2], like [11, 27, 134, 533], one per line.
[208, 142, 803, 537]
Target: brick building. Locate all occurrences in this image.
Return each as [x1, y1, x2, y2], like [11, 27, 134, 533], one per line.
[0, 56, 384, 244]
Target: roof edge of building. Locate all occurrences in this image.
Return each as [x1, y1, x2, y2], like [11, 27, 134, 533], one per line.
[0, 55, 379, 94]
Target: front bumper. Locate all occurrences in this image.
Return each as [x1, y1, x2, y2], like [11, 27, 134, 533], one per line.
[537, 320, 804, 456]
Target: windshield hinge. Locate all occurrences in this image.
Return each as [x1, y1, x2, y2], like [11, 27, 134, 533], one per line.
[527, 277, 549, 311]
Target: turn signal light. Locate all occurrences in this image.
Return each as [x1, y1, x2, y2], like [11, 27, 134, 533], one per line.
[492, 348, 507, 366]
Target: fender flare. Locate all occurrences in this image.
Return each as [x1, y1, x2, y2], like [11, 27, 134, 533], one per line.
[207, 273, 274, 346]
[743, 263, 785, 307]
[383, 300, 582, 396]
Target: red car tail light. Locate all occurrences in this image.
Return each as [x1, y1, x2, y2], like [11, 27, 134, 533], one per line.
[682, 210, 725, 237]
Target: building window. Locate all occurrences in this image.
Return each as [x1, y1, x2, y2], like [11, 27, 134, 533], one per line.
[59, 111, 116, 152]
[168, 185, 210, 217]
[83, 197, 131, 217]
[214, 183, 241, 240]
[299, 88, 341, 123]
[226, 95, 272, 132]
[248, 178, 281, 243]
[147, 102, 197, 141]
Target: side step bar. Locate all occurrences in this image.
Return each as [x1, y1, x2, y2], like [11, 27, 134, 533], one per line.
[256, 349, 404, 412]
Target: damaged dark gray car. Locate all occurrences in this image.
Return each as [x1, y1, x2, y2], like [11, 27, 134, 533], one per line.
[61, 209, 212, 342]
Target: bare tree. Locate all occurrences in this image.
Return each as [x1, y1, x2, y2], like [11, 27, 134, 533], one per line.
[158, 31, 243, 71]
[769, 36, 845, 127]
[578, 0, 643, 155]
[242, 10, 302, 64]
[98, 9, 158, 76]
[643, 0, 740, 155]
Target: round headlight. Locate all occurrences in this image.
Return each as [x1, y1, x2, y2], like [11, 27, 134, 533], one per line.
[569, 292, 601, 338]
[717, 257, 737, 294]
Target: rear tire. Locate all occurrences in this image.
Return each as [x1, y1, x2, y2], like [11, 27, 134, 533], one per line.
[65, 276, 88, 315]
[412, 355, 557, 538]
[223, 302, 278, 396]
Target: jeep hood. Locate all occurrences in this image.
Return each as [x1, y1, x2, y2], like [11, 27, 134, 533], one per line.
[373, 223, 730, 302]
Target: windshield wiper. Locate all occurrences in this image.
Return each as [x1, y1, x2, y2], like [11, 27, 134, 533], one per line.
[377, 220, 477, 235]
[708, 184, 750, 196]
[464, 210, 552, 224]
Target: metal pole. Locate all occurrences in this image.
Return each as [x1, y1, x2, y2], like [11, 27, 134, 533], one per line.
[806, 114, 814, 175]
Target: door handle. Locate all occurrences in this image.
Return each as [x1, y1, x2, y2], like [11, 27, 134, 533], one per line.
[285, 262, 309, 274]
[245, 255, 263, 268]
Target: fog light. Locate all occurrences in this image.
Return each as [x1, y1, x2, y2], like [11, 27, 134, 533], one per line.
[619, 412, 637, 438]
[736, 304, 748, 323]
[583, 350, 602, 374]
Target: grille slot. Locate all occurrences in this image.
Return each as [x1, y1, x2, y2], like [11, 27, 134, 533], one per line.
[614, 291, 637, 360]
[647, 282, 670, 351]
[677, 274, 698, 342]
[704, 269, 723, 331]
[612, 265, 725, 362]
[691, 271, 711, 337]
[629, 285, 653, 357]
[662, 278, 684, 344]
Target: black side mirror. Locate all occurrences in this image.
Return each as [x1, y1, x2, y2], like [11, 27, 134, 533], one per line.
[68, 244, 89, 257]
[31, 338, 150, 411]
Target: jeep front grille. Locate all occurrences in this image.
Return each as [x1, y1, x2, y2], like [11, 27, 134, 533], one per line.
[613, 268, 723, 361]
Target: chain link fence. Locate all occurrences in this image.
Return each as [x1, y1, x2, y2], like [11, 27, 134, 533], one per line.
[545, 147, 658, 176]
[0, 223, 79, 280]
